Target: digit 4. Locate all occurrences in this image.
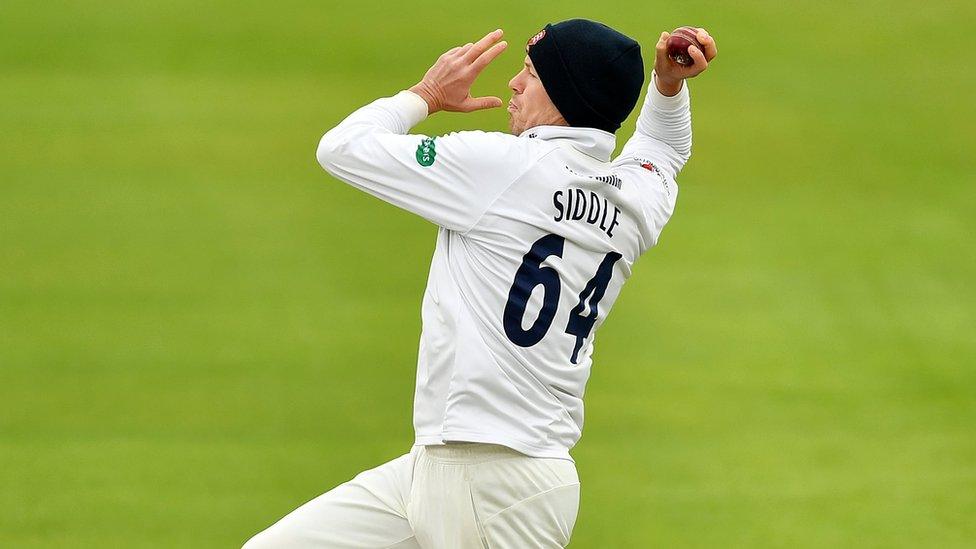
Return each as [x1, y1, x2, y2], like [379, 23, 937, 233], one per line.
[565, 252, 622, 364]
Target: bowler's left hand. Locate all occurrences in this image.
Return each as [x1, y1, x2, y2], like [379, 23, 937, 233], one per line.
[410, 29, 509, 114]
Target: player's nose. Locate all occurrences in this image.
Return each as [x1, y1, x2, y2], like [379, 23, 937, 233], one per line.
[508, 74, 522, 93]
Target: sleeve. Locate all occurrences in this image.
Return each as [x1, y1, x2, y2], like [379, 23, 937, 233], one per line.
[611, 71, 692, 182]
[316, 91, 535, 232]
[610, 72, 692, 253]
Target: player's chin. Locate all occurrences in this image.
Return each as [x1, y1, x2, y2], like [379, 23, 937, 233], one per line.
[508, 114, 520, 135]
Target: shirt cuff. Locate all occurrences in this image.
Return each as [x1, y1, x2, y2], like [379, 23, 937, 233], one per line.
[648, 71, 690, 111]
[393, 90, 430, 128]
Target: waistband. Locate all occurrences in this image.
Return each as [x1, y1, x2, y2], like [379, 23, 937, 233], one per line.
[418, 442, 528, 464]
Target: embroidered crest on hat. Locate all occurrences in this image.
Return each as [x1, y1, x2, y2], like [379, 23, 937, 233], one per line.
[526, 29, 546, 51]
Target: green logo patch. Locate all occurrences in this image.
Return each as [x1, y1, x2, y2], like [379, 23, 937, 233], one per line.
[416, 137, 437, 167]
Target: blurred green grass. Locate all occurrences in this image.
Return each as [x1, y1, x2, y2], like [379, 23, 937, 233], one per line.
[1, 0, 974, 547]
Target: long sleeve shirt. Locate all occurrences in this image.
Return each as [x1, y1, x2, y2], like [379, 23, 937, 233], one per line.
[316, 73, 691, 460]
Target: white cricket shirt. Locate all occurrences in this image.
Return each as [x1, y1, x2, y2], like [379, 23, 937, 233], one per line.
[317, 73, 691, 460]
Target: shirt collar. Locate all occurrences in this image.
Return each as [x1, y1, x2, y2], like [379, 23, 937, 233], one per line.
[519, 125, 617, 162]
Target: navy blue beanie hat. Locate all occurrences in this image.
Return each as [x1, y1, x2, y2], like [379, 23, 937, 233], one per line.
[526, 19, 644, 134]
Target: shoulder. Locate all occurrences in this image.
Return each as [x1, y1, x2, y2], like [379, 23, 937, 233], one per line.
[617, 158, 677, 204]
[436, 130, 558, 162]
[613, 159, 678, 247]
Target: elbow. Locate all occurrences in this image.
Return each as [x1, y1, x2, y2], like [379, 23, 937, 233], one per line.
[673, 134, 692, 167]
[315, 131, 341, 173]
[678, 145, 692, 166]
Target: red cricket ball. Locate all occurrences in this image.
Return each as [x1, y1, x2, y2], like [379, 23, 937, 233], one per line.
[666, 26, 703, 67]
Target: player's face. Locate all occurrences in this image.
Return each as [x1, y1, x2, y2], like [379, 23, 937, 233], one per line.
[507, 56, 567, 135]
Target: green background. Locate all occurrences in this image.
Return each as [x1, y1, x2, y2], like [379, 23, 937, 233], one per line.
[2, 0, 974, 546]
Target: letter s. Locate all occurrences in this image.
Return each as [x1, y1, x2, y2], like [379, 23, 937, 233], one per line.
[553, 190, 564, 222]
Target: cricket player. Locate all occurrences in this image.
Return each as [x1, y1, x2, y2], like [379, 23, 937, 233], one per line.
[245, 19, 717, 548]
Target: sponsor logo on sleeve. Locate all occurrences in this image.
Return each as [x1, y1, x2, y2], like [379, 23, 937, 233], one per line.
[416, 137, 437, 167]
[635, 157, 670, 196]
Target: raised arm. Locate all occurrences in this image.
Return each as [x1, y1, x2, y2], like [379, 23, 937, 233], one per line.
[613, 28, 718, 181]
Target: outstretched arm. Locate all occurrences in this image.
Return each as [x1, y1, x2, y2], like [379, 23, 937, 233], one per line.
[316, 30, 531, 232]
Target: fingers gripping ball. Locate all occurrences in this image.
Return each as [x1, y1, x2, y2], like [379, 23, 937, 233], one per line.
[666, 26, 703, 67]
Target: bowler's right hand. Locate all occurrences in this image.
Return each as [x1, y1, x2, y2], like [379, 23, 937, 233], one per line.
[654, 28, 718, 96]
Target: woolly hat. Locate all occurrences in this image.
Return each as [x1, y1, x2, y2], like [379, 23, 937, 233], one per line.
[526, 19, 644, 133]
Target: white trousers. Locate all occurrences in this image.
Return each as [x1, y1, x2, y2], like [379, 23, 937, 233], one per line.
[243, 443, 580, 548]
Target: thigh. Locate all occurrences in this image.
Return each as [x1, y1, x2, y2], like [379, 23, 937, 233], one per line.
[243, 451, 421, 549]
[475, 458, 580, 549]
[407, 447, 486, 549]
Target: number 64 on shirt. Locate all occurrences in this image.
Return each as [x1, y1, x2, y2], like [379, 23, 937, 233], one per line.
[503, 233, 622, 364]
